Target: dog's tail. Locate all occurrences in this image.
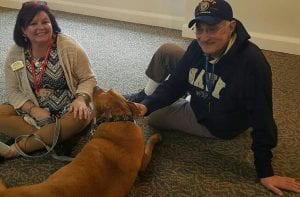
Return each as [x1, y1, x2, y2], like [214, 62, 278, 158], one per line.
[140, 133, 162, 171]
[0, 180, 7, 192]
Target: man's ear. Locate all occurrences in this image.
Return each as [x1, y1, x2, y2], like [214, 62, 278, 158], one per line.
[126, 101, 140, 118]
[229, 20, 236, 35]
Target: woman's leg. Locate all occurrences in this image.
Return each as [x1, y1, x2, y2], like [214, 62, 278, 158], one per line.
[0, 104, 91, 157]
[0, 104, 36, 158]
[0, 104, 36, 137]
[17, 111, 92, 154]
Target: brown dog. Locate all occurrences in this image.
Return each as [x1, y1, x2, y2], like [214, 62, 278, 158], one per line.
[0, 87, 161, 197]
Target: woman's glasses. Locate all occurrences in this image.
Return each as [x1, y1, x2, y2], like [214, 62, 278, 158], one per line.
[22, 1, 47, 7]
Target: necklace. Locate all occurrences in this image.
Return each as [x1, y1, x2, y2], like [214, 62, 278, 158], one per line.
[205, 55, 215, 98]
[29, 39, 53, 94]
[205, 55, 215, 112]
[33, 58, 43, 68]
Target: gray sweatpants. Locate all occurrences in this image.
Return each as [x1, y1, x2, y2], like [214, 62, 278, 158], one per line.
[145, 43, 215, 138]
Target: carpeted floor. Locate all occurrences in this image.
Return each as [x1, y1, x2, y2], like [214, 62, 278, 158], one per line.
[0, 6, 299, 196]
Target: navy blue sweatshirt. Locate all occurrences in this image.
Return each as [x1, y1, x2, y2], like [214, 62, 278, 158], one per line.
[142, 20, 277, 178]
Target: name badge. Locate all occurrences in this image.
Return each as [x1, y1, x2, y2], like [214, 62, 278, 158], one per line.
[10, 61, 24, 71]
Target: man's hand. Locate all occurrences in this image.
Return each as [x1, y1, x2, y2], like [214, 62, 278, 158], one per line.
[261, 175, 300, 196]
[133, 103, 148, 117]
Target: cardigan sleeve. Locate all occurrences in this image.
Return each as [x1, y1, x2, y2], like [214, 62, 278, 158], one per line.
[4, 45, 38, 108]
[56, 34, 97, 101]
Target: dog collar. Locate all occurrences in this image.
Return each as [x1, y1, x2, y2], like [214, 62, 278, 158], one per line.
[88, 115, 134, 140]
[96, 115, 134, 125]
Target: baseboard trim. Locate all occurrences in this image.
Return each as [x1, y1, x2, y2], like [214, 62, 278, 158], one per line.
[0, 0, 184, 30]
[2, 0, 298, 55]
[0, 0, 20, 8]
[182, 24, 300, 55]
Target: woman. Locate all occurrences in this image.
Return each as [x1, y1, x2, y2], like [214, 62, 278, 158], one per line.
[0, 1, 97, 158]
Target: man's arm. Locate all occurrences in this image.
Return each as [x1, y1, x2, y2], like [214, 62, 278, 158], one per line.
[245, 46, 300, 195]
[142, 41, 198, 115]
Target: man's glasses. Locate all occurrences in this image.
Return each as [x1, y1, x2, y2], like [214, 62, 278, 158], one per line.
[22, 1, 47, 7]
[192, 21, 228, 36]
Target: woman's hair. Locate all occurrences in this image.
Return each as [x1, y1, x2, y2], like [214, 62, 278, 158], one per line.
[13, 1, 61, 47]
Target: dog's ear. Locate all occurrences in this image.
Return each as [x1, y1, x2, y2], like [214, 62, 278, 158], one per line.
[108, 89, 125, 100]
[126, 101, 140, 118]
[93, 86, 105, 99]
[93, 86, 104, 93]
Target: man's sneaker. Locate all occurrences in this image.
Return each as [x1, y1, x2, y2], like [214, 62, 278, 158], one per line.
[124, 89, 147, 103]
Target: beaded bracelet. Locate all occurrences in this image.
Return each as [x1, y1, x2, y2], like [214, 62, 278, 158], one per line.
[75, 93, 90, 103]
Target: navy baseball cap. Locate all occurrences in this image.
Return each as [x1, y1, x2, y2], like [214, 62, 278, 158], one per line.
[188, 0, 233, 28]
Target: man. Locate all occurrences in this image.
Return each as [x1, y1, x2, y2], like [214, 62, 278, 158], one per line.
[125, 0, 300, 195]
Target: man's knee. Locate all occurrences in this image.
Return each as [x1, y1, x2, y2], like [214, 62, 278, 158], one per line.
[147, 108, 171, 129]
[146, 43, 186, 82]
[157, 43, 185, 60]
[148, 114, 161, 128]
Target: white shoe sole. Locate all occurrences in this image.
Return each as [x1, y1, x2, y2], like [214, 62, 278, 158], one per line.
[0, 141, 10, 157]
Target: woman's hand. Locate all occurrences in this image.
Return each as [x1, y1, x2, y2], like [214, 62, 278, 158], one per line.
[30, 107, 51, 121]
[69, 96, 91, 120]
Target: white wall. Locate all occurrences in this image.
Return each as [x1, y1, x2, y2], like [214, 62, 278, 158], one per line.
[1, 0, 299, 55]
[0, 0, 186, 30]
[182, 0, 300, 55]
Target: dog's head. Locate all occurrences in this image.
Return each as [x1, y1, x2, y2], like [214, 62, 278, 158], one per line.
[93, 86, 140, 120]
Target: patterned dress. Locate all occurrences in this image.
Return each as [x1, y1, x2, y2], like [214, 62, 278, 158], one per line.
[18, 34, 75, 127]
